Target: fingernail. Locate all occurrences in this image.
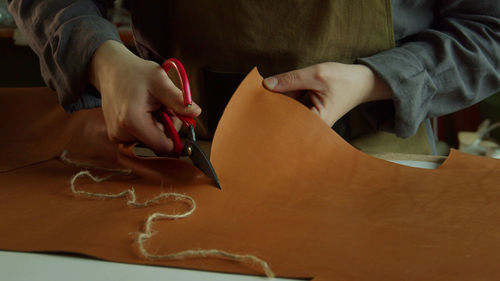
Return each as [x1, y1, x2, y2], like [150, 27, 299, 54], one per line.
[185, 103, 201, 115]
[263, 77, 278, 90]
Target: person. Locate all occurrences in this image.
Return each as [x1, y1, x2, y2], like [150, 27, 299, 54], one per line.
[8, 0, 500, 155]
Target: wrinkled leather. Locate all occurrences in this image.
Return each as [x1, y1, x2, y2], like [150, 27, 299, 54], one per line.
[0, 87, 118, 172]
[1, 70, 500, 280]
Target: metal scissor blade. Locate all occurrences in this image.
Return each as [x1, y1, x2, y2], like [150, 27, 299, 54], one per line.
[183, 139, 222, 189]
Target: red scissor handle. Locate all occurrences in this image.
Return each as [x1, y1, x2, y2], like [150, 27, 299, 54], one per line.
[162, 58, 193, 107]
[160, 58, 196, 156]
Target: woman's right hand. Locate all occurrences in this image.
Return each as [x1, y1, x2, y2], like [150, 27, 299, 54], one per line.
[89, 40, 201, 154]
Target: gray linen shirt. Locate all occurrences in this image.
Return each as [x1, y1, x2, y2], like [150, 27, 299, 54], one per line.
[8, 0, 500, 138]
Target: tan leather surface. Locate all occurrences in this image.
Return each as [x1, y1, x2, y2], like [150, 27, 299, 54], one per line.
[0, 88, 119, 172]
[1, 70, 500, 280]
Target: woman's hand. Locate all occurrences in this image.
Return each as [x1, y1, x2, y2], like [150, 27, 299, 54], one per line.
[89, 40, 201, 154]
[263, 62, 393, 127]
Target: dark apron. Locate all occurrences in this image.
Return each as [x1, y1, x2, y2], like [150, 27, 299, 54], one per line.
[131, 0, 431, 154]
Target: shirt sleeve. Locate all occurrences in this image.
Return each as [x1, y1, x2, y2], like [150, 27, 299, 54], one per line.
[357, 0, 500, 138]
[7, 0, 122, 112]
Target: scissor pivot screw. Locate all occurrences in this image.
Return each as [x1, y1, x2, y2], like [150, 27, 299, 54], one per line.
[186, 146, 193, 156]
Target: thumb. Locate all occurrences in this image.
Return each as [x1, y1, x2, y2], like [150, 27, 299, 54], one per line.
[263, 66, 322, 93]
[150, 68, 202, 117]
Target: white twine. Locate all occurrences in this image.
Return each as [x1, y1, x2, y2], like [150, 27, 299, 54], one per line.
[65, 152, 274, 278]
[136, 212, 274, 278]
[60, 150, 131, 174]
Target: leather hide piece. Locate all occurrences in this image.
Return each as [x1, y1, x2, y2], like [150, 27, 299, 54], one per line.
[1, 69, 500, 280]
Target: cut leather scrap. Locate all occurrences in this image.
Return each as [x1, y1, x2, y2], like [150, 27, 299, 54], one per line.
[0, 69, 499, 280]
[210, 69, 500, 280]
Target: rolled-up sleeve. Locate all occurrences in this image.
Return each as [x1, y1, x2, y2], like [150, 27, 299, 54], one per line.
[358, 0, 500, 138]
[8, 0, 121, 112]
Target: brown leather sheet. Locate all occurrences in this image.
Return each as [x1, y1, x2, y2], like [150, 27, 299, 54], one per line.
[1, 69, 500, 280]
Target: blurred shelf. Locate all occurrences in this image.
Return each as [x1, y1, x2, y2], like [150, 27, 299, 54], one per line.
[0, 27, 14, 38]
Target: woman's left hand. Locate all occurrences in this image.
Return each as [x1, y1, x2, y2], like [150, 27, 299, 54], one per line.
[263, 62, 393, 127]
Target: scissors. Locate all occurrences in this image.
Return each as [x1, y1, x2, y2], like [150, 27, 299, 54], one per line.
[157, 58, 221, 189]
